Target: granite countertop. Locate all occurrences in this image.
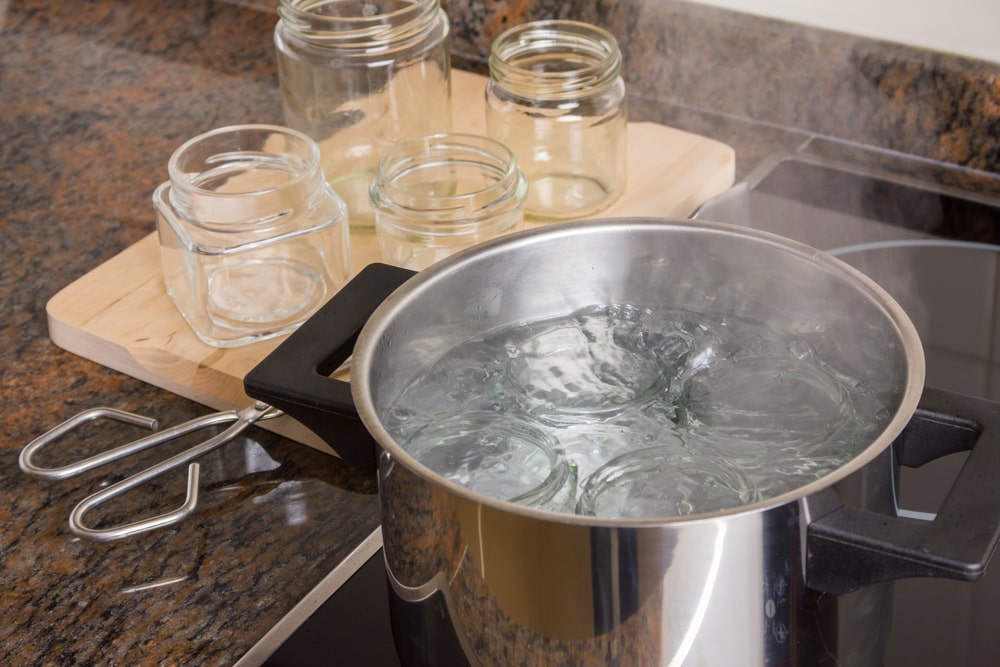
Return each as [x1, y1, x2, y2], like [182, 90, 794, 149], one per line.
[2, 0, 998, 665]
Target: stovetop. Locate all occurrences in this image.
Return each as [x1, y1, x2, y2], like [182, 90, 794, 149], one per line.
[257, 149, 1000, 666]
[264, 541, 399, 667]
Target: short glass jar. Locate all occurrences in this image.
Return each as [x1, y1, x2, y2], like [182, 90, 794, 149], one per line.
[370, 133, 527, 270]
[485, 20, 627, 221]
[274, 0, 453, 229]
[154, 124, 351, 348]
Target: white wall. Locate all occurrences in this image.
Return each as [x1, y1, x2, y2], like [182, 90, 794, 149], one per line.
[684, 0, 1000, 64]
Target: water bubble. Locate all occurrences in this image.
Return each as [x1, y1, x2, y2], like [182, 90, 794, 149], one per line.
[786, 336, 817, 361]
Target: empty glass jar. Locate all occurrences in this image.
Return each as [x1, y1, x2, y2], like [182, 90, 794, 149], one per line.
[274, 0, 453, 229]
[370, 133, 527, 270]
[154, 124, 351, 348]
[486, 20, 627, 221]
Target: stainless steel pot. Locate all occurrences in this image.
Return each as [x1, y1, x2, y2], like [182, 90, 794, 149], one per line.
[246, 218, 1000, 666]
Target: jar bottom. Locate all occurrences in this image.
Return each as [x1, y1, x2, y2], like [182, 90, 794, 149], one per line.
[524, 172, 623, 221]
[206, 258, 326, 328]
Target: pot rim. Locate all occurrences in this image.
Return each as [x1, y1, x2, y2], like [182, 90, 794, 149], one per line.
[353, 216, 926, 527]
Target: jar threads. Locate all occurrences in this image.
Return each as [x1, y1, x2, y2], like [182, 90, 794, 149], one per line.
[486, 20, 628, 221]
[371, 133, 528, 270]
[274, 0, 453, 229]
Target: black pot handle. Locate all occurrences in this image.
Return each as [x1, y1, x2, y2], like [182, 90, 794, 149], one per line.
[805, 386, 1000, 595]
[243, 263, 417, 472]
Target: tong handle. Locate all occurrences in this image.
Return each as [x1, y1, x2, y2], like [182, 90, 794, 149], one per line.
[21, 402, 279, 541]
[19, 407, 159, 479]
[65, 402, 278, 541]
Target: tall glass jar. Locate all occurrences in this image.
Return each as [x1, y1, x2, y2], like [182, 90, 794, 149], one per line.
[154, 125, 351, 348]
[485, 20, 627, 221]
[274, 0, 453, 229]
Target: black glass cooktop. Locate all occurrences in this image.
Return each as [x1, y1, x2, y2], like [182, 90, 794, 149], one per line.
[264, 548, 399, 667]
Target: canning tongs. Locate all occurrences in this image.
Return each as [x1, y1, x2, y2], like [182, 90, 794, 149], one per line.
[18, 401, 282, 542]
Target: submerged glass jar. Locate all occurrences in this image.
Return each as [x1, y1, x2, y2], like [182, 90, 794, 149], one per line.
[274, 0, 453, 229]
[486, 20, 627, 221]
[370, 133, 527, 270]
[154, 124, 351, 348]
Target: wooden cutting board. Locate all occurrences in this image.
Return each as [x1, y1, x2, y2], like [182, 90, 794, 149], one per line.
[46, 70, 735, 454]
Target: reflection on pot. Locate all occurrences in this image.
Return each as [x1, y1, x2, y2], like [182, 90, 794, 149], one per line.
[382, 447, 898, 666]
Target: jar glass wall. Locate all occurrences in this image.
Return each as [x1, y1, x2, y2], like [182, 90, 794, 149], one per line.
[486, 20, 627, 221]
[274, 0, 453, 229]
[154, 124, 351, 348]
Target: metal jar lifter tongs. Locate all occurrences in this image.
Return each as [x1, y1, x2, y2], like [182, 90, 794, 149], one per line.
[18, 401, 283, 542]
[19, 268, 406, 543]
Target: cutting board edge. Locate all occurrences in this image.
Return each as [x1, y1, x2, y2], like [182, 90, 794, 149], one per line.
[46, 297, 336, 455]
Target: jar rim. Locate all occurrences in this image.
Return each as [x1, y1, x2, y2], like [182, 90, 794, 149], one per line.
[164, 124, 333, 233]
[372, 133, 527, 228]
[167, 124, 321, 199]
[489, 19, 622, 98]
[278, 0, 441, 43]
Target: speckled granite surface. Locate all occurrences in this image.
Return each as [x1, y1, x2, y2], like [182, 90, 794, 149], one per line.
[1, 0, 999, 665]
[1, 3, 379, 665]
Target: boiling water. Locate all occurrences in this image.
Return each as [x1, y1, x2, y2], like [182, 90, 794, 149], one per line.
[385, 304, 898, 518]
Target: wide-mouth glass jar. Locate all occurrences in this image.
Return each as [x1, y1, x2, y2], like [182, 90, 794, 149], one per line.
[370, 133, 528, 270]
[154, 124, 351, 348]
[486, 20, 627, 221]
[274, 0, 452, 230]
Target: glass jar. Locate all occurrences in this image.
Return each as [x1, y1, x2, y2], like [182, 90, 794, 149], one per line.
[485, 20, 627, 221]
[370, 133, 527, 270]
[274, 0, 453, 229]
[154, 124, 351, 348]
